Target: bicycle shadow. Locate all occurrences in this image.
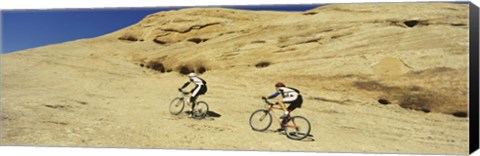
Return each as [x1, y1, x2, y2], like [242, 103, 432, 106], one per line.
[203, 111, 222, 120]
[298, 136, 315, 142]
[206, 111, 222, 118]
[268, 130, 316, 142]
[179, 110, 222, 120]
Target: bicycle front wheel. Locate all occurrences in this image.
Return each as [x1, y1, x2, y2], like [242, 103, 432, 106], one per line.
[191, 101, 209, 119]
[249, 109, 272, 132]
[285, 116, 311, 140]
[169, 97, 185, 115]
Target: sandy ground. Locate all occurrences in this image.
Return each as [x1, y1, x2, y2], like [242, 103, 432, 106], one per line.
[1, 3, 471, 155]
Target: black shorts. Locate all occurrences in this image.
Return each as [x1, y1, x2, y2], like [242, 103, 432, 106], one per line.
[190, 85, 207, 102]
[286, 95, 303, 112]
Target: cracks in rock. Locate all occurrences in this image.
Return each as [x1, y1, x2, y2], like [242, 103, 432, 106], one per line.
[162, 22, 221, 33]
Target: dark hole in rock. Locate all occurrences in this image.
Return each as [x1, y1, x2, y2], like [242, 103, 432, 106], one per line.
[452, 112, 467, 118]
[303, 39, 320, 44]
[404, 20, 419, 27]
[187, 38, 208, 44]
[44, 121, 68, 125]
[146, 65, 151, 68]
[421, 108, 431, 113]
[197, 66, 207, 74]
[179, 66, 192, 75]
[44, 105, 65, 109]
[166, 69, 172, 72]
[378, 99, 391, 105]
[139, 64, 144, 67]
[255, 62, 271, 68]
[153, 39, 167, 45]
[118, 36, 138, 41]
[150, 62, 165, 73]
[451, 23, 467, 27]
[303, 12, 317, 15]
[188, 38, 202, 44]
[251, 40, 266, 44]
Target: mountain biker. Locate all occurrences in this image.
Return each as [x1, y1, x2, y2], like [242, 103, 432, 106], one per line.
[179, 72, 207, 115]
[263, 82, 303, 130]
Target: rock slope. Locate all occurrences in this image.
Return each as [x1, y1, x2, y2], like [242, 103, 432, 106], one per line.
[1, 3, 470, 154]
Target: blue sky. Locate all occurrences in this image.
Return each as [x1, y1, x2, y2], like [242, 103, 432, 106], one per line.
[1, 4, 321, 53]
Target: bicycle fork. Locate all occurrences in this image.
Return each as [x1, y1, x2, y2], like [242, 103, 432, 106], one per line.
[259, 111, 269, 121]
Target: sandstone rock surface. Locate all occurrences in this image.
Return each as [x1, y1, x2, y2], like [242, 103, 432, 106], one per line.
[1, 3, 470, 154]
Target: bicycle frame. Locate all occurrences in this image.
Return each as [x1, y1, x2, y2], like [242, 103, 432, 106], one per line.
[178, 90, 199, 108]
[180, 91, 191, 105]
[263, 100, 297, 129]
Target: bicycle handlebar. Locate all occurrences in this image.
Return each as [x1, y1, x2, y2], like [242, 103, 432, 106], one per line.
[178, 89, 190, 95]
[262, 97, 275, 105]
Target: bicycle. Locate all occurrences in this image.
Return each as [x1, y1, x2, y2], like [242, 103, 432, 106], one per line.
[169, 89, 209, 119]
[249, 97, 311, 140]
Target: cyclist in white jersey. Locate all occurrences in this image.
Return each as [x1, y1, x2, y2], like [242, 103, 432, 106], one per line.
[179, 73, 207, 114]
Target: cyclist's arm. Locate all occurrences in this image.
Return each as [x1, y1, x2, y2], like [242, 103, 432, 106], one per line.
[180, 81, 190, 89]
[267, 91, 280, 99]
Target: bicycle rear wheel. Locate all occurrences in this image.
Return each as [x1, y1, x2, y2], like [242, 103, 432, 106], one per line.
[285, 116, 311, 140]
[169, 97, 185, 115]
[191, 101, 209, 119]
[249, 109, 272, 132]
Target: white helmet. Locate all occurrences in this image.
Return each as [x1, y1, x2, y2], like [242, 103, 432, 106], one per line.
[188, 72, 196, 77]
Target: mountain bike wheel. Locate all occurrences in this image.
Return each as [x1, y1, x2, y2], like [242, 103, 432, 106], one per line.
[249, 109, 272, 132]
[285, 116, 311, 140]
[169, 97, 185, 115]
[191, 101, 209, 119]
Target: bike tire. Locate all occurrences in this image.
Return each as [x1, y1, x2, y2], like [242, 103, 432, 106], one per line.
[285, 116, 311, 140]
[191, 101, 209, 119]
[169, 97, 185, 115]
[249, 109, 272, 132]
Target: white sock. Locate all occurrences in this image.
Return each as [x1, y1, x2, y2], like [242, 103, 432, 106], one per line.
[284, 112, 289, 115]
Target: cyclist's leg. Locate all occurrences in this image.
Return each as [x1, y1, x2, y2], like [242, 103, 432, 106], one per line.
[282, 98, 302, 125]
[280, 103, 294, 125]
[287, 104, 296, 113]
[287, 95, 302, 112]
[193, 86, 207, 109]
[286, 95, 302, 113]
[201, 85, 207, 94]
[190, 86, 201, 110]
[198, 85, 207, 97]
[190, 96, 198, 108]
[278, 101, 287, 112]
[277, 102, 292, 131]
[281, 96, 297, 117]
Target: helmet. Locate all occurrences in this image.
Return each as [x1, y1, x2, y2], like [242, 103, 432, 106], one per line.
[275, 82, 285, 87]
[188, 72, 196, 77]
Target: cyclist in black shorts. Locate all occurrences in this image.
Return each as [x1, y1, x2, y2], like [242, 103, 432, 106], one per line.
[263, 82, 303, 130]
[179, 73, 207, 116]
